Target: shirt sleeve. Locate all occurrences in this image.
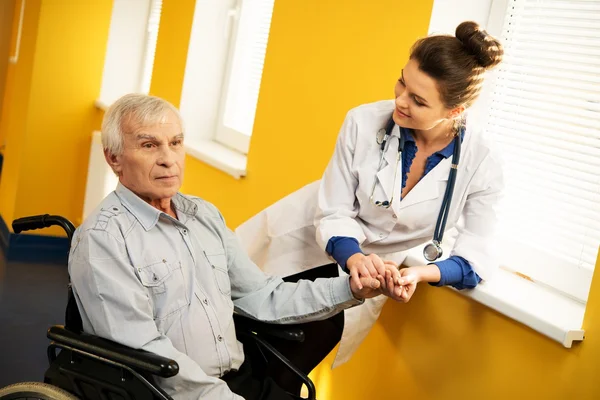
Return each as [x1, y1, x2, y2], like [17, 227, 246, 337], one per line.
[326, 236, 363, 271]
[203, 204, 363, 324]
[69, 228, 243, 400]
[430, 256, 481, 290]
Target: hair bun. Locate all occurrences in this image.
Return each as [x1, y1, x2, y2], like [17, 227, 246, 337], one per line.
[455, 21, 503, 70]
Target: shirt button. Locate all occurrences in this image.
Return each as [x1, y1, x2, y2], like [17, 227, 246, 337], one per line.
[203, 299, 209, 305]
[162, 259, 167, 263]
[137, 268, 141, 272]
[183, 229, 187, 235]
[392, 214, 397, 219]
[217, 335, 223, 342]
[379, 233, 384, 238]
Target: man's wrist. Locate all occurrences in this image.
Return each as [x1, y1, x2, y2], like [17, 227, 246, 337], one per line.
[349, 276, 362, 300]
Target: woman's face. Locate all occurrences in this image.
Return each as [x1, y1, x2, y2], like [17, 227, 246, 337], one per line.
[393, 59, 460, 132]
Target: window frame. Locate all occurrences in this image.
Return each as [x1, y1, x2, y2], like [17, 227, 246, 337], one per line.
[96, 0, 161, 108]
[179, 0, 275, 177]
[421, 0, 592, 349]
[468, 0, 598, 304]
[212, 0, 252, 155]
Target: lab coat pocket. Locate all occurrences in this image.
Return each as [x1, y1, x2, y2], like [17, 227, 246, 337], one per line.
[205, 253, 232, 296]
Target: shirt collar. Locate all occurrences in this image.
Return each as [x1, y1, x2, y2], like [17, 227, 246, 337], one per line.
[400, 125, 466, 159]
[401, 126, 415, 143]
[115, 183, 198, 231]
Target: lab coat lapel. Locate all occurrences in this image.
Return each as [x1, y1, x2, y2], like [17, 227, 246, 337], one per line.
[399, 124, 474, 209]
[375, 131, 401, 204]
[399, 157, 451, 209]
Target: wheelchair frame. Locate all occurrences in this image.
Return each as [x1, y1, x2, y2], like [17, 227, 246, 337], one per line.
[0, 214, 316, 400]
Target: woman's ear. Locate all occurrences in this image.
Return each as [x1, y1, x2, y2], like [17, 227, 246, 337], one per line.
[447, 105, 466, 120]
[104, 149, 122, 175]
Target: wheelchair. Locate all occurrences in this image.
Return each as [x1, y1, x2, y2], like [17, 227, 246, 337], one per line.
[0, 215, 317, 400]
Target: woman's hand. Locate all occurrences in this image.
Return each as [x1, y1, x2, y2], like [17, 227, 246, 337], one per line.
[397, 268, 418, 302]
[396, 265, 442, 303]
[346, 253, 397, 290]
[372, 261, 403, 301]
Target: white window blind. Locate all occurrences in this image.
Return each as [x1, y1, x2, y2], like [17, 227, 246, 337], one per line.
[216, 0, 275, 154]
[140, 0, 162, 94]
[485, 0, 600, 302]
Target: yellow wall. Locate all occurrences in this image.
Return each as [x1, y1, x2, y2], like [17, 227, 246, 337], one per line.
[151, 1, 600, 399]
[162, 0, 434, 228]
[0, 0, 42, 225]
[0, 0, 111, 232]
[149, 0, 195, 108]
[0, 0, 16, 146]
[315, 266, 600, 399]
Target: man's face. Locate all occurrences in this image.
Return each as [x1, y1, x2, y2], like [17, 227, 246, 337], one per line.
[106, 110, 185, 205]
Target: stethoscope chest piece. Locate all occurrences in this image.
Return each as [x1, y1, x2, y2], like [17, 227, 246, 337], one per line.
[423, 241, 443, 262]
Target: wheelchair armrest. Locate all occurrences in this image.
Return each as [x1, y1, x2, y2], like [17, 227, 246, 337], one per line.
[233, 314, 305, 342]
[47, 325, 179, 378]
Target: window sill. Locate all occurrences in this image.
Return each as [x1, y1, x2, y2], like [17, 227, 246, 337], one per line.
[403, 244, 586, 348]
[94, 99, 110, 111]
[185, 139, 247, 179]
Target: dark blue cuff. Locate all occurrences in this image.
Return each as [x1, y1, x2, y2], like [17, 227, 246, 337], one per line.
[429, 256, 481, 290]
[325, 236, 362, 271]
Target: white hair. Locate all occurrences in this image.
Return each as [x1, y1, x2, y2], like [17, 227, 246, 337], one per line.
[101, 93, 183, 156]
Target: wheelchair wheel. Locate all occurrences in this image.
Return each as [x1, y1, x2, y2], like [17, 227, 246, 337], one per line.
[0, 382, 78, 400]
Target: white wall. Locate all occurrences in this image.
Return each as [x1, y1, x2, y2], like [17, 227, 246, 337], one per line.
[428, 0, 505, 129]
[82, 132, 118, 220]
[98, 0, 151, 106]
[428, 0, 493, 34]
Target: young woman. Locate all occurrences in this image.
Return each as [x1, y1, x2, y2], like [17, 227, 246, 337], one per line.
[237, 20, 504, 392]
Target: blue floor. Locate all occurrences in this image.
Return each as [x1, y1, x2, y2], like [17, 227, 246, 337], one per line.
[0, 249, 69, 386]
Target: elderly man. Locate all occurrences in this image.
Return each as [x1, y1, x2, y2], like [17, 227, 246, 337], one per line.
[68, 94, 387, 400]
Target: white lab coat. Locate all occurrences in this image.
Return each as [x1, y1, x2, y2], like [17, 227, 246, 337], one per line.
[236, 100, 504, 367]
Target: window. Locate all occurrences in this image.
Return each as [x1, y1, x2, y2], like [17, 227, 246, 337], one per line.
[97, 0, 162, 107]
[482, 0, 600, 303]
[86, 0, 162, 219]
[140, 0, 163, 95]
[179, 0, 275, 177]
[216, 0, 275, 154]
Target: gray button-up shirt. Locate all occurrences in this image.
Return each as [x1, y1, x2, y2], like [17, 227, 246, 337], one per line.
[69, 183, 361, 399]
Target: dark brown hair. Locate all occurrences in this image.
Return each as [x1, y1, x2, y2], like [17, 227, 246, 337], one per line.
[410, 21, 504, 109]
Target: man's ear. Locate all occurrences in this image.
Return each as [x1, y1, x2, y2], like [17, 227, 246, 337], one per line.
[104, 149, 122, 175]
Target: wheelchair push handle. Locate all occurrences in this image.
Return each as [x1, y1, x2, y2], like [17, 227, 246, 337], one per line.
[12, 214, 76, 242]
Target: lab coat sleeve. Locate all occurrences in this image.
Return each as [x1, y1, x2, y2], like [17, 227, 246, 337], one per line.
[69, 229, 242, 400]
[450, 151, 505, 281]
[315, 110, 367, 251]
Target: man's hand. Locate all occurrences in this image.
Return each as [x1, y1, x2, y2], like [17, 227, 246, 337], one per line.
[349, 275, 382, 300]
[346, 253, 390, 289]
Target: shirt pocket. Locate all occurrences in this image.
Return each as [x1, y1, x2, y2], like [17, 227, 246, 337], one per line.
[204, 252, 231, 296]
[137, 258, 188, 319]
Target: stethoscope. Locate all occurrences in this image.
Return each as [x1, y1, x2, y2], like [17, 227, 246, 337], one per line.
[369, 117, 462, 262]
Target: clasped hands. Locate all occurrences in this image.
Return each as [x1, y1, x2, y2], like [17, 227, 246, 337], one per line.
[348, 253, 418, 302]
